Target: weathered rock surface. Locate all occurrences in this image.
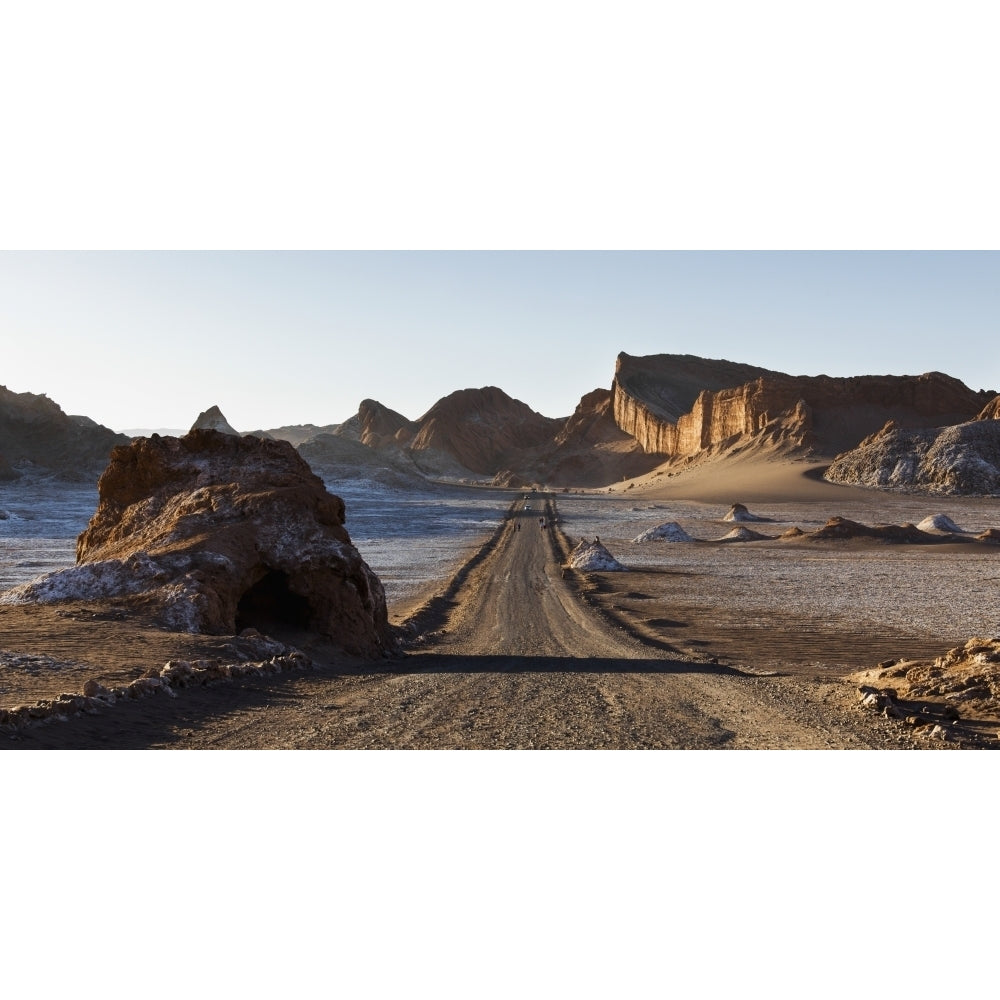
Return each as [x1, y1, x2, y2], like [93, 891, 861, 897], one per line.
[0, 385, 128, 481]
[852, 638, 1000, 742]
[631, 522, 694, 543]
[612, 354, 993, 460]
[57, 430, 397, 656]
[824, 417, 1000, 495]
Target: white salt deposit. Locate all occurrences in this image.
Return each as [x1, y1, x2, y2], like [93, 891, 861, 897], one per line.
[0, 552, 170, 605]
[631, 522, 694, 543]
[719, 526, 768, 542]
[569, 539, 627, 571]
[916, 514, 966, 533]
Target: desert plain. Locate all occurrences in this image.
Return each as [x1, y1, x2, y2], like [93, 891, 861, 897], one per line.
[2, 447, 997, 750]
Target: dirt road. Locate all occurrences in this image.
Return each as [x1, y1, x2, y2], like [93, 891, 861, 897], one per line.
[8, 495, 930, 749]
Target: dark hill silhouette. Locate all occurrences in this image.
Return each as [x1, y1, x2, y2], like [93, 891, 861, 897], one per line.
[0, 385, 128, 481]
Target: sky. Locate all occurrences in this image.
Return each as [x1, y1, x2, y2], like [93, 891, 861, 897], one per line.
[1, 250, 998, 433]
[4, 3, 999, 436]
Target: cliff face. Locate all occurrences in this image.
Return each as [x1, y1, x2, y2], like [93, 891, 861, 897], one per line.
[612, 355, 994, 459]
[611, 353, 777, 453]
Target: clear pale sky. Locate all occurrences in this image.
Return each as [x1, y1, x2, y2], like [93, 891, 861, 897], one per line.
[1, 250, 997, 433]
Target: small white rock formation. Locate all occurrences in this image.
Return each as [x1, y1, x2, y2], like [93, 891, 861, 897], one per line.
[719, 526, 770, 542]
[568, 539, 628, 571]
[631, 522, 694, 543]
[916, 514, 966, 533]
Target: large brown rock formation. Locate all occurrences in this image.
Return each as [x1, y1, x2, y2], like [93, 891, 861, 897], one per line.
[74, 430, 396, 655]
[611, 354, 993, 459]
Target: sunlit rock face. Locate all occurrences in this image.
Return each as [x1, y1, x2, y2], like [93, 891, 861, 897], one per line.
[74, 430, 396, 655]
[612, 353, 993, 460]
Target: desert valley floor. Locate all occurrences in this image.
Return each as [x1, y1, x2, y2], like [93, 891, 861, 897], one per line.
[2, 454, 999, 749]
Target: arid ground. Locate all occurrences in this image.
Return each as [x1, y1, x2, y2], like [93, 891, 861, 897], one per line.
[3, 455, 998, 749]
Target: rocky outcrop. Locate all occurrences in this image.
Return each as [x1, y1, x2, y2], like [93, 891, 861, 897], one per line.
[824, 417, 1000, 495]
[0, 385, 129, 481]
[337, 399, 416, 449]
[852, 638, 1000, 744]
[52, 430, 396, 656]
[977, 395, 1000, 421]
[612, 354, 993, 459]
[190, 405, 240, 436]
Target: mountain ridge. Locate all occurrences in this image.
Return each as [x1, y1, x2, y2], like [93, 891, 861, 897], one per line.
[3, 354, 997, 492]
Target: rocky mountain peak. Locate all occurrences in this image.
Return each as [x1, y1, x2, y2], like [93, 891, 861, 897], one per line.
[190, 405, 239, 436]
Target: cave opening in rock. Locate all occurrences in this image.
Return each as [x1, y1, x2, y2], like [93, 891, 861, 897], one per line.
[236, 569, 313, 633]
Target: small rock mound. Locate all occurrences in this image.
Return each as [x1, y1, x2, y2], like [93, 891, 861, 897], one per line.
[4, 430, 397, 657]
[719, 526, 770, 542]
[780, 526, 806, 539]
[916, 514, 966, 533]
[723, 503, 769, 523]
[631, 522, 694, 543]
[568, 539, 628, 572]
